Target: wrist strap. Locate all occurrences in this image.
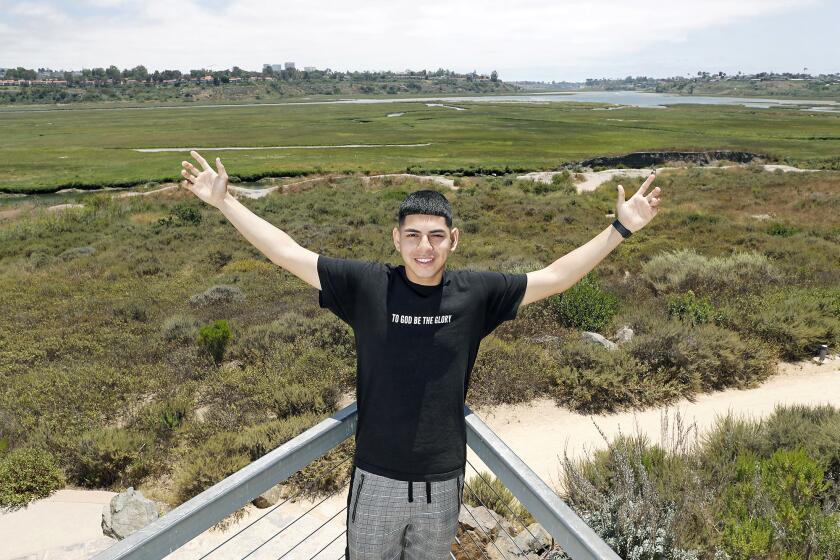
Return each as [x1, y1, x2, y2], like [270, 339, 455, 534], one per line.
[612, 219, 632, 238]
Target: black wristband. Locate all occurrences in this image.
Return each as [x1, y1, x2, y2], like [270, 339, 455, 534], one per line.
[612, 219, 633, 238]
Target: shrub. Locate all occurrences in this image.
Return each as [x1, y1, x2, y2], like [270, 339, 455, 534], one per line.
[161, 313, 201, 344]
[680, 212, 720, 226]
[206, 249, 232, 270]
[551, 170, 572, 186]
[0, 447, 65, 510]
[236, 413, 322, 461]
[174, 413, 323, 503]
[189, 285, 245, 307]
[667, 290, 716, 326]
[551, 352, 681, 414]
[766, 221, 799, 237]
[718, 449, 840, 559]
[237, 312, 309, 353]
[758, 404, 840, 481]
[170, 203, 202, 225]
[463, 221, 480, 234]
[112, 301, 149, 323]
[173, 432, 251, 503]
[642, 249, 781, 297]
[271, 383, 336, 419]
[286, 439, 354, 498]
[222, 258, 275, 274]
[548, 273, 619, 332]
[68, 428, 153, 488]
[469, 337, 557, 406]
[59, 246, 96, 261]
[562, 434, 701, 560]
[27, 251, 55, 269]
[719, 288, 840, 361]
[464, 470, 533, 528]
[129, 253, 163, 277]
[626, 321, 776, 394]
[197, 320, 233, 365]
[133, 395, 193, 441]
[549, 341, 680, 413]
[699, 414, 764, 484]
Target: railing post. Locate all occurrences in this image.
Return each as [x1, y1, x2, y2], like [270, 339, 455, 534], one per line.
[465, 405, 620, 560]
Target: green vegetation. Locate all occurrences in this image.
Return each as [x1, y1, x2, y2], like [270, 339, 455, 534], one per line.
[196, 319, 233, 365]
[0, 447, 65, 510]
[581, 72, 840, 100]
[0, 162, 837, 513]
[464, 470, 534, 529]
[562, 405, 840, 559]
[0, 66, 515, 107]
[2, 101, 840, 193]
[548, 272, 619, 332]
[667, 291, 716, 325]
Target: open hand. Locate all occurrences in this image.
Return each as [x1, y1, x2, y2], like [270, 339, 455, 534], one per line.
[616, 172, 661, 232]
[180, 150, 229, 208]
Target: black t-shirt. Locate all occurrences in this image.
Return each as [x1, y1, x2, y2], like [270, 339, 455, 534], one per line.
[317, 255, 528, 481]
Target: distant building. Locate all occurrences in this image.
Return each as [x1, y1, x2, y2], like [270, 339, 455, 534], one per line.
[304, 66, 317, 72]
[284, 62, 295, 70]
[263, 64, 284, 73]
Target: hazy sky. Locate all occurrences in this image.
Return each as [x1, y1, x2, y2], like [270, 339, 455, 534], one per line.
[0, 0, 837, 81]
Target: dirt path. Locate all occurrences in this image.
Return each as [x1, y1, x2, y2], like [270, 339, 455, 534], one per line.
[517, 164, 820, 193]
[361, 174, 457, 190]
[467, 356, 840, 489]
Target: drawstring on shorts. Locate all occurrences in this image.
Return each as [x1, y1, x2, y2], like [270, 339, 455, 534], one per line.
[406, 480, 432, 503]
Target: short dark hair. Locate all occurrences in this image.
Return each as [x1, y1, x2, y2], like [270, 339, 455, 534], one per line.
[398, 190, 453, 228]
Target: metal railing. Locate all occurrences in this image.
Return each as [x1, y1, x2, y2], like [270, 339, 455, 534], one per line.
[92, 403, 619, 560]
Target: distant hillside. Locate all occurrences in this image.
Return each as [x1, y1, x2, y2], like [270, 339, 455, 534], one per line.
[584, 72, 840, 100]
[513, 72, 840, 100]
[0, 66, 520, 106]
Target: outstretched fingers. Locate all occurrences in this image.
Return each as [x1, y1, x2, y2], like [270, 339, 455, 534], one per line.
[191, 150, 211, 172]
[215, 157, 227, 177]
[635, 173, 656, 197]
[182, 160, 201, 177]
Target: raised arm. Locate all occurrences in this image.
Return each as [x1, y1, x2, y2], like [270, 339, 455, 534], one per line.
[180, 150, 321, 290]
[521, 172, 661, 306]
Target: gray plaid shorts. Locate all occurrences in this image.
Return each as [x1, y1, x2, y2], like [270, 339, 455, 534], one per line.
[346, 465, 464, 560]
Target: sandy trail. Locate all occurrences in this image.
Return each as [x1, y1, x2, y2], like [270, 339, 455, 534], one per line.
[116, 184, 179, 198]
[468, 356, 840, 490]
[3, 357, 837, 559]
[229, 173, 457, 199]
[361, 174, 457, 190]
[46, 203, 85, 212]
[517, 164, 820, 193]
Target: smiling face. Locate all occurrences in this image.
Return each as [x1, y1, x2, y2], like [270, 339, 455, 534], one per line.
[392, 214, 460, 286]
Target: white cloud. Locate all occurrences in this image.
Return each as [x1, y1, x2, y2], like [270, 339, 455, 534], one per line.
[0, 0, 826, 79]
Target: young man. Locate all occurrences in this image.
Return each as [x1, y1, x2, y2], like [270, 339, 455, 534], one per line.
[179, 151, 661, 560]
